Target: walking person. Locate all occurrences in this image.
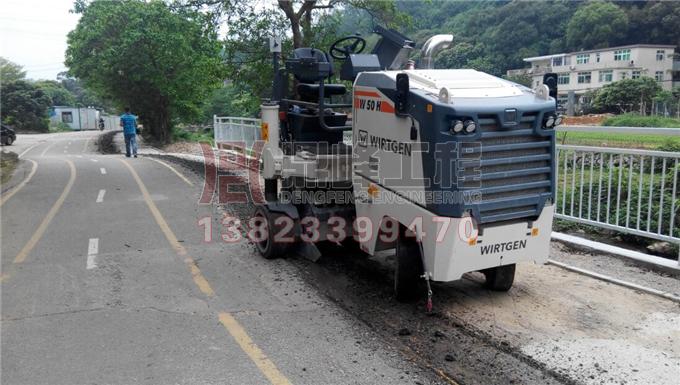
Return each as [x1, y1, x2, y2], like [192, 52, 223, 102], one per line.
[120, 107, 138, 158]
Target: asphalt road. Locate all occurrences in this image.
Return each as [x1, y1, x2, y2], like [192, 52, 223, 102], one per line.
[0, 131, 436, 385]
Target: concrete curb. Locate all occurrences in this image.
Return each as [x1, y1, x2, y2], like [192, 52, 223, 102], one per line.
[551, 231, 680, 274]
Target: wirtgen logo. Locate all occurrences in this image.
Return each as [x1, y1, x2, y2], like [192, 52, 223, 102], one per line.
[358, 130, 368, 147]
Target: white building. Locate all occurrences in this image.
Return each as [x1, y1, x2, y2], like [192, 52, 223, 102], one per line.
[507, 44, 680, 114]
[49, 106, 119, 130]
[50, 106, 100, 130]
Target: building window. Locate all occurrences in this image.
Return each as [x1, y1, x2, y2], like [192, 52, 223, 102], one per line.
[620, 71, 628, 80]
[576, 54, 590, 64]
[577, 72, 591, 84]
[614, 49, 631, 61]
[564, 56, 571, 66]
[656, 50, 665, 61]
[557, 73, 570, 85]
[598, 70, 613, 83]
[552, 57, 563, 67]
[596, 53, 601, 63]
[61, 111, 73, 123]
[632, 70, 641, 79]
[655, 71, 664, 82]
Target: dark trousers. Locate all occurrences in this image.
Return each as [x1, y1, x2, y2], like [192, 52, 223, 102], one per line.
[124, 133, 137, 157]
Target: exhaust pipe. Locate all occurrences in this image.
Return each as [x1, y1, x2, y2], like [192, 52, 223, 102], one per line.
[420, 34, 453, 69]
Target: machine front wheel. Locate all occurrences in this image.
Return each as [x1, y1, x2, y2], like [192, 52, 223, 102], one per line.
[252, 206, 292, 259]
[482, 264, 516, 291]
[394, 224, 424, 302]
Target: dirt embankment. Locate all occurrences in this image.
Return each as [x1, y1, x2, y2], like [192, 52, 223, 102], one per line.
[97, 130, 121, 154]
[563, 114, 612, 126]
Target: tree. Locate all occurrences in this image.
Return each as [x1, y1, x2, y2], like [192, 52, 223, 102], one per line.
[66, 0, 226, 142]
[591, 77, 662, 115]
[0, 57, 27, 83]
[34, 80, 76, 106]
[201, 83, 260, 122]
[627, 1, 680, 49]
[566, 2, 628, 50]
[1, 80, 52, 131]
[179, 0, 406, 100]
[504, 73, 532, 88]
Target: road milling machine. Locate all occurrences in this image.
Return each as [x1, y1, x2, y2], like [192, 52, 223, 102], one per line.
[253, 26, 561, 301]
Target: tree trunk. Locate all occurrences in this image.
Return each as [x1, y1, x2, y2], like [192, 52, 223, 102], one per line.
[278, 0, 316, 49]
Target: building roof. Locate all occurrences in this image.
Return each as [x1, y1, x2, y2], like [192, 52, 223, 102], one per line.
[523, 44, 676, 62]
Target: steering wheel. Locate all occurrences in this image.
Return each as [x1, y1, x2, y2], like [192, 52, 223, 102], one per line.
[330, 36, 366, 60]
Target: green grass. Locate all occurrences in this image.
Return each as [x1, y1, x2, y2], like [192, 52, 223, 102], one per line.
[559, 113, 680, 149]
[602, 113, 680, 128]
[557, 131, 680, 149]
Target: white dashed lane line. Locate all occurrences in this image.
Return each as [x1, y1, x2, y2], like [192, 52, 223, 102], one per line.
[86, 238, 99, 270]
[96, 189, 106, 203]
[100, 168, 107, 175]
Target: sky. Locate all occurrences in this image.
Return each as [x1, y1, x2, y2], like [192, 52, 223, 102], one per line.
[1, 0, 81, 80]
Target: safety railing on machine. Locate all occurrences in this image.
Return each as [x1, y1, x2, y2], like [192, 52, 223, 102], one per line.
[555, 125, 680, 265]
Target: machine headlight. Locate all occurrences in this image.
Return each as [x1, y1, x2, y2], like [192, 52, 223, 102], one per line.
[554, 115, 563, 126]
[464, 120, 476, 133]
[543, 115, 555, 129]
[451, 120, 464, 133]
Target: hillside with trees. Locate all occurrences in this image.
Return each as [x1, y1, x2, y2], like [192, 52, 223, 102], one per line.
[0, 0, 662, 138]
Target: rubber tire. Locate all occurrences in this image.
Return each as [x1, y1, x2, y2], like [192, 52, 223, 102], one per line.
[482, 264, 516, 291]
[394, 224, 424, 302]
[4, 136, 13, 145]
[253, 206, 292, 259]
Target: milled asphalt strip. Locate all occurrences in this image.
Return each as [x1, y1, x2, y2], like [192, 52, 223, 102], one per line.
[547, 259, 680, 303]
[86, 238, 98, 269]
[119, 159, 293, 385]
[13, 160, 76, 264]
[0, 159, 38, 207]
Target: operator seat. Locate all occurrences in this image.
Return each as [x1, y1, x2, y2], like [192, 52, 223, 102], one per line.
[286, 48, 348, 147]
[291, 48, 347, 102]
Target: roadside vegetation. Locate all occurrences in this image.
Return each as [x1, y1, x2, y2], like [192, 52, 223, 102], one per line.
[0, 151, 19, 185]
[602, 114, 680, 128]
[171, 126, 214, 146]
[558, 132, 680, 150]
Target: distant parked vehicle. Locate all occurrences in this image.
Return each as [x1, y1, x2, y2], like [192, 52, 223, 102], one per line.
[1, 124, 16, 145]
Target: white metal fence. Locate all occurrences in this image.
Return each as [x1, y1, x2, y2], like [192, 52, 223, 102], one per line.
[213, 115, 261, 150]
[555, 126, 680, 262]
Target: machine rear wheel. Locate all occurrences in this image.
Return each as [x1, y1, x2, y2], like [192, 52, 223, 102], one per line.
[482, 264, 516, 291]
[394, 224, 424, 302]
[253, 206, 292, 259]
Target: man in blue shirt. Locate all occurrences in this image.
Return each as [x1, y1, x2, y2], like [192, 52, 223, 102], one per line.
[119, 107, 138, 158]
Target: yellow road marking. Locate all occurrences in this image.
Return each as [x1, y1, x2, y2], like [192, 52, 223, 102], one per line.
[14, 160, 76, 264]
[145, 157, 194, 186]
[119, 159, 212, 294]
[219, 312, 293, 385]
[120, 159, 291, 385]
[1, 159, 37, 207]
